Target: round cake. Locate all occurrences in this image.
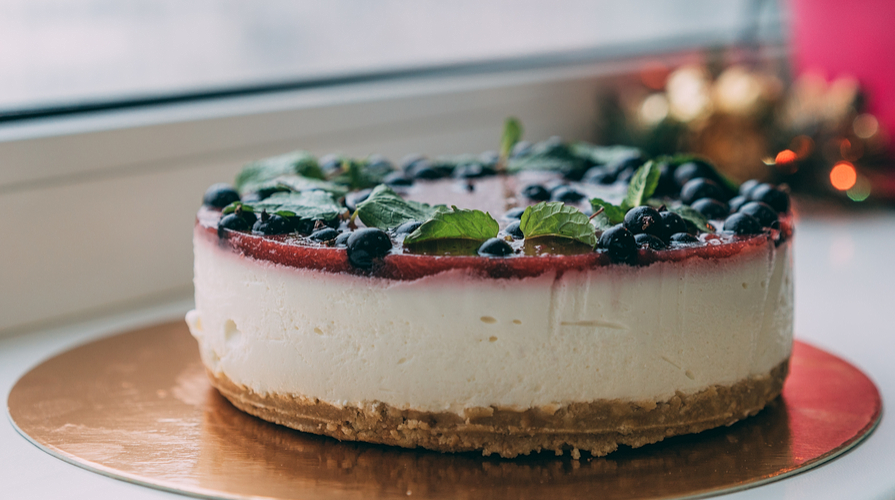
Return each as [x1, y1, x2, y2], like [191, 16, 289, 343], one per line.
[186, 137, 793, 458]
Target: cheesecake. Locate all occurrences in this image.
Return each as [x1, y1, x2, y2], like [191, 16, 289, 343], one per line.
[186, 138, 793, 458]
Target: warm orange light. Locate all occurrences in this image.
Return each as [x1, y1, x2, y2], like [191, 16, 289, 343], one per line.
[775, 149, 798, 164]
[830, 162, 857, 191]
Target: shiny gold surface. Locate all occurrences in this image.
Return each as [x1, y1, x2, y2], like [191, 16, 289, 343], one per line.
[8, 322, 881, 500]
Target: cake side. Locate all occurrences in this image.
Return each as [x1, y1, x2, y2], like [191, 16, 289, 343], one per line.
[187, 225, 793, 415]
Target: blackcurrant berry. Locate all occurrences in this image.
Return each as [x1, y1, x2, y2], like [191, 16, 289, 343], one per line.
[334, 231, 351, 247]
[623, 206, 661, 235]
[522, 184, 551, 201]
[657, 211, 688, 240]
[749, 184, 790, 213]
[669, 232, 699, 245]
[728, 195, 748, 214]
[504, 207, 526, 220]
[477, 237, 514, 257]
[252, 212, 291, 235]
[217, 213, 250, 238]
[634, 233, 666, 250]
[680, 178, 724, 204]
[203, 183, 240, 208]
[691, 198, 729, 220]
[723, 213, 763, 235]
[551, 186, 585, 202]
[582, 166, 616, 185]
[739, 179, 760, 197]
[395, 220, 423, 235]
[674, 162, 713, 187]
[598, 224, 637, 264]
[505, 221, 524, 239]
[738, 201, 779, 228]
[654, 161, 677, 196]
[346, 228, 392, 268]
[383, 172, 412, 187]
[309, 228, 340, 242]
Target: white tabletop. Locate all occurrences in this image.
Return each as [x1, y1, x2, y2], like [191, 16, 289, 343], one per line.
[2, 209, 893, 500]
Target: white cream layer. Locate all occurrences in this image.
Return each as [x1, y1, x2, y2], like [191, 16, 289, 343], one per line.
[187, 233, 793, 415]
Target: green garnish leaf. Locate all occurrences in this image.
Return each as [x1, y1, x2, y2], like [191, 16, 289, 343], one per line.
[622, 161, 661, 210]
[404, 206, 499, 245]
[330, 158, 396, 190]
[245, 191, 343, 222]
[588, 198, 626, 225]
[275, 175, 349, 198]
[668, 205, 715, 233]
[569, 143, 643, 167]
[519, 201, 598, 247]
[354, 184, 444, 230]
[500, 117, 523, 160]
[235, 151, 325, 194]
[507, 139, 587, 175]
[221, 201, 253, 215]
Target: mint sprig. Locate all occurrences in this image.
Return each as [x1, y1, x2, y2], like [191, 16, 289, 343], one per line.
[499, 117, 523, 163]
[668, 205, 715, 233]
[245, 191, 343, 222]
[354, 184, 444, 230]
[404, 207, 499, 245]
[622, 160, 660, 210]
[235, 151, 325, 194]
[519, 202, 598, 247]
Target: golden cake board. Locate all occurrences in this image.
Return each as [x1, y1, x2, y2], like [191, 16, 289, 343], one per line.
[6, 321, 881, 500]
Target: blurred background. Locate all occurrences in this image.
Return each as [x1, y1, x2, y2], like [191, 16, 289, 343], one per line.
[1, 0, 894, 334]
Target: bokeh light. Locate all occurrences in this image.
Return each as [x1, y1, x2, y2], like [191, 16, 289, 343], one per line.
[640, 93, 669, 126]
[830, 162, 857, 191]
[775, 149, 798, 164]
[847, 175, 872, 202]
[853, 113, 879, 139]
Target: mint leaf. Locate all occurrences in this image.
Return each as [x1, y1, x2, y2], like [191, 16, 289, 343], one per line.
[569, 143, 642, 167]
[354, 184, 443, 230]
[246, 191, 343, 222]
[276, 175, 349, 198]
[622, 161, 661, 210]
[221, 201, 253, 215]
[404, 206, 498, 245]
[330, 158, 396, 190]
[588, 198, 626, 225]
[500, 117, 523, 160]
[669, 205, 715, 233]
[235, 151, 324, 194]
[519, 202, 598, 247]
[507, 139, 587, 175]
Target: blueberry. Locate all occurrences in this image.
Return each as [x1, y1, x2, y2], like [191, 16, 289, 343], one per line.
[738, 201, 779, 228]
[454, 163, 492, 179]
[217, 213, 250, 238]
[203, 183, 241, 208]
[477, 237, 514, 257]
[252, 212, 291, 235]
[521, 184, 551, 201]
[309, 228, 340, 242]
[658, 211, 688, 240]
[319, 154, 345, 174]
[739, 179, 761, 197]
[623, 206, 662, 235]
[635, 233, 666, 250]
[345, 189, 372, 212]
[383, 171, 413, 187]
[400, 154, 426, 173]
[749, 184, 790, 213]
[654, 161, 678, 196]
[346, 228, 392, 268]
[680, 178, 724, 204]
[504, 207, 526, 220]
[334, 231, 351, 247]
[551, 186, 585, 202]
[395, 220, 423, 235]
[598, 224, 637, 264]
[728, 195, 748, 214]
[605, 152, 644, 175]
[505, 221, 524, 239]
[669, 232, 699, 245]
[412, 166, 444, 180]
[511, 141, 533, 158]
[239, 210, 258, 226]
[674, 161, 713, 187]
[691, 198, 729, 220]
[723, 213, 763, 235]
[582, 166, 616, 185]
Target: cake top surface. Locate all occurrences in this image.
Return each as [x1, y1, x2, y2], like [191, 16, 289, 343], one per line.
[197, 121, 792, 279]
